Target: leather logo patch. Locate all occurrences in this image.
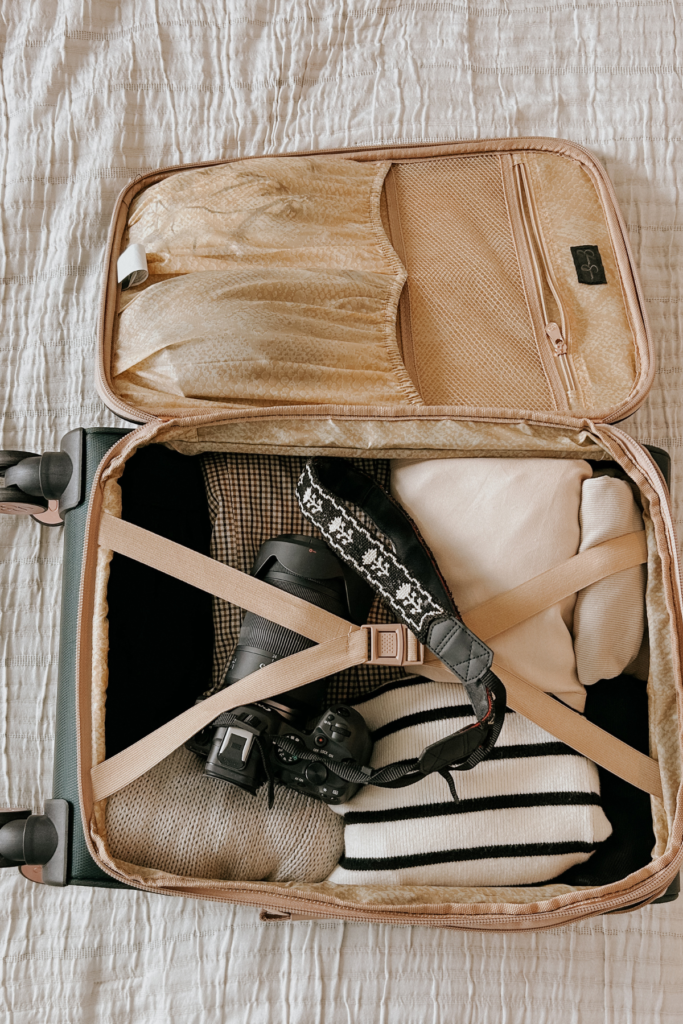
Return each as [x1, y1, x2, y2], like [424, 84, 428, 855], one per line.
[570, 245, 607, 285]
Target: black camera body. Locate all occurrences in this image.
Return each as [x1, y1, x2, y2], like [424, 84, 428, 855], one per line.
[194, 702, 372, 804]
[188, 534, 376, 804]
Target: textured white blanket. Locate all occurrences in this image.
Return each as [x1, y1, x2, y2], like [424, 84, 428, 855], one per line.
[1, 2, 682, 1021]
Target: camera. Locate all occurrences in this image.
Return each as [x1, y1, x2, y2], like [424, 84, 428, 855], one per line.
[188, 534, 375, 804]
[197, 702, 372, 804]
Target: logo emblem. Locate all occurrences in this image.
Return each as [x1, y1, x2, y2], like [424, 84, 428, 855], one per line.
[570, 245, 607, 285]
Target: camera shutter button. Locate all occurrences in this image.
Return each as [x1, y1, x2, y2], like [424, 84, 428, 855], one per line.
[305, 763, 328, 785]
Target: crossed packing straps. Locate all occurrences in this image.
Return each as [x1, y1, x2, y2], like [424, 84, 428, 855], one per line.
[90, 458, 662, 804]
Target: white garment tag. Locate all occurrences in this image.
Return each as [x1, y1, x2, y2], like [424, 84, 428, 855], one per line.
[117, 243, 148, 288]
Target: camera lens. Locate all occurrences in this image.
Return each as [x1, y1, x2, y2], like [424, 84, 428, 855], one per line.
[223, 535, 374, 710]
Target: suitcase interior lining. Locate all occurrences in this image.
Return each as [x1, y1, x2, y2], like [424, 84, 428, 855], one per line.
[101, 443, 657, 894]
[87, 143, 673, 907]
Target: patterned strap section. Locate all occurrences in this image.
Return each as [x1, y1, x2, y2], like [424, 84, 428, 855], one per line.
[296, 458, 507, 768]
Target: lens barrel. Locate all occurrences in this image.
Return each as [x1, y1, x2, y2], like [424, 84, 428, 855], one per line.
[223, 535, 372, 710]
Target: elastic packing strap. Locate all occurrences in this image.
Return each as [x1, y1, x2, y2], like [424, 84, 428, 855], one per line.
[90, 510, 660, 801]
[296, 458, 507, 770]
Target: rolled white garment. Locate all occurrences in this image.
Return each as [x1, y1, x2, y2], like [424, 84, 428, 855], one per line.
[573, 476, 647, 686]
[391, 458, 592, 711]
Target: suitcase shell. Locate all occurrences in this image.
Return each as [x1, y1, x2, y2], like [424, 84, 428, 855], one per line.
[8, 137, 683, 926]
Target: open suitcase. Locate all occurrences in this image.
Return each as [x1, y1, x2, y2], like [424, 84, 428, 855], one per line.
[1, 137, 681, 929]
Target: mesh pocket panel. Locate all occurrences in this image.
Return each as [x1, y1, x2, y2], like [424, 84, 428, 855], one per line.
[393, 156, 554, 410]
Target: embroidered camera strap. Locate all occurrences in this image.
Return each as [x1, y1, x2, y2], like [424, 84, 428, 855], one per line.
[296, 458, 508, 777]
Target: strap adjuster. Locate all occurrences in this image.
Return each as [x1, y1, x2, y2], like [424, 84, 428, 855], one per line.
[362, 623, 424, 666]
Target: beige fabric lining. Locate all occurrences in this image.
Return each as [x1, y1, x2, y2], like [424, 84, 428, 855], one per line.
[90, 476, 126, 841]
[88, 829, 593, 904]
[91, 479, 121, 768]
[113, 157, 421, 412]
[525, 153, 638, 411]
[125, 157, 399, 275]
[268, 880, 595, 906]
[388, 155, 556, 411]
[96, 140, 655, 428]
[164, 415, 607, 461]
[106, 147, 642, 423]
[643, 506, 682, 857]
[592, 425, 683, 855]
[87, 420, 678, 908]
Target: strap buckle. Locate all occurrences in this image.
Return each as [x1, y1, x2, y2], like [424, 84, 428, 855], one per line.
[362, 623, 424, 666]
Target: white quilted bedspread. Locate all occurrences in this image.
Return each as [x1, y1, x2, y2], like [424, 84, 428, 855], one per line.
[1, 3, 682, 1022]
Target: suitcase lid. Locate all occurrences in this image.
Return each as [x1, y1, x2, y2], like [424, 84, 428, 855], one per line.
[96, 138, 654, 431]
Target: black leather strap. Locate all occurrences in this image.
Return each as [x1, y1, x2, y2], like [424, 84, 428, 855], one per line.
[296, 458, 507, 782]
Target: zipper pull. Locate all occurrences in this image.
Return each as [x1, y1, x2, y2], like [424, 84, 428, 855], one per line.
[545, 322, 576, 394]
[545, 322, 567, 355]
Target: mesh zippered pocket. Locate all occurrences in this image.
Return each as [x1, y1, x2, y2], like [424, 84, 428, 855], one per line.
[386, 155, 557, 411]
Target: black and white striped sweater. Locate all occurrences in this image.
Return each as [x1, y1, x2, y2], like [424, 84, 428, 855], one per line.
[327, 678, 612, 886]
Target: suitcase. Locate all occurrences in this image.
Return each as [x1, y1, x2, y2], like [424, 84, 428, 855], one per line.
[1, 137, 681, 928]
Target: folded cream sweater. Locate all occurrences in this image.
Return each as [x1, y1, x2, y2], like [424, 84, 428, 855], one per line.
[391, 457, 591, 710]
[391, 458, 647, 711]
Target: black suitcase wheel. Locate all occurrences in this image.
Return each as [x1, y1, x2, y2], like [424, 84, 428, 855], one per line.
[0, 434, 85, 525]
[0, 485, 48, 516]
[0, 450, 39, 470]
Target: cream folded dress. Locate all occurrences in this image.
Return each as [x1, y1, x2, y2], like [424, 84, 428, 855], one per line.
[391, 458, 647, 711]
[392, 457, 591, 710]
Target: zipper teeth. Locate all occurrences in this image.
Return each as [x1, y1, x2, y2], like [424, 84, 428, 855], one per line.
[90, 854, 680, 921]
[515, 164, 552, 329]
[511, 138, 653, 421]
[516, 163, 567, 339]
[514, 161, 578, 398]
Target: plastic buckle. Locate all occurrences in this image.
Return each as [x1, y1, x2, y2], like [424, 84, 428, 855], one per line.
[363, 624, 424, 666]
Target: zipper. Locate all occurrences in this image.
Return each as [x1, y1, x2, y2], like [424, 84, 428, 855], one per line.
[513, 158, 579, 402]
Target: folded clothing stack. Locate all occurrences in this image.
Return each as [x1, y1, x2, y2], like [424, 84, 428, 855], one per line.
[574, 473, 647, 685]
[107, 746, 345, 882]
